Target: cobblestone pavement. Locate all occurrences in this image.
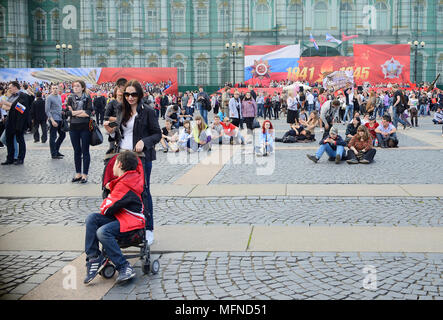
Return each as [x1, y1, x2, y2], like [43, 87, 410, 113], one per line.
[103, 251, 443, 300]
[0, 251, 81, 300]
[211, 149, 443, 184]
[0, 196, 442, 227]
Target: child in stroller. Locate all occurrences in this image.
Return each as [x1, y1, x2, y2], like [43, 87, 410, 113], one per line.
[84, 151, 159, 284]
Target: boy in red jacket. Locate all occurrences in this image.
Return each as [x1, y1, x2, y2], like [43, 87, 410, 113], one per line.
[84, 151, 145, 284]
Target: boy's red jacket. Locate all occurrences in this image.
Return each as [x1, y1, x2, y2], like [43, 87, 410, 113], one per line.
[99, 160, 146, 233]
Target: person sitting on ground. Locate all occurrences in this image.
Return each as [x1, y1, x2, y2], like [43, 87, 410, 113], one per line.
[165, 104, 180, 129]
[189, 115, 211, 152]
[346, 125, 376, 164]
[432, 106, 443, 136]
[178, 120, 192, 151]
[210, 114, 225, 144]
[375, 114, 398, 148]
[345, 116, 361, 144]
[84, 151, 145, 284]
[299, 110, 320, 137]
[306, 126, 347, 164]
[275, 120, 313, 143]
[160, 119, 179, 153]
[220, 116, 246, 145]
[365, 115, 379, 145]
[255, 120, 274, 156]
[360, 113, 370, 126]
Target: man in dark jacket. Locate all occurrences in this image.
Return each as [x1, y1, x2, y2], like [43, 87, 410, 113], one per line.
[93, 93, 107, 125]
[0, 81, 30, 165]
[160, 93, 169, 120]
[306, 126, 347, 164]
[30, 91, 48, 143]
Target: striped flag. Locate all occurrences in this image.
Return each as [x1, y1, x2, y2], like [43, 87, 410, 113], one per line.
[309, 34, 319, 50]
[326, 33, 342, 45]
[341, 32, 359, 42]
[15, 102, 26, 114]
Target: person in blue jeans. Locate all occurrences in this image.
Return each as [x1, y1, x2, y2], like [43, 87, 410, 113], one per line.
[306, 126, 346, 164]
[84, 151, 144, 284]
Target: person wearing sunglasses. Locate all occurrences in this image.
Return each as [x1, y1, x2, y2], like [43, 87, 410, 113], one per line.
[104, 80, 161, 246]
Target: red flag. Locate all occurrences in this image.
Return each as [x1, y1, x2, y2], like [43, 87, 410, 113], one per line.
[342, 32, 359, 42]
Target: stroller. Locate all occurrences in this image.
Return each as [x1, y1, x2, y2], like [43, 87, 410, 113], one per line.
[98, 152, 160, 279]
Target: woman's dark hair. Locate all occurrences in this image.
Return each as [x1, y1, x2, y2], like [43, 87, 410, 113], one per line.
[72, 80, 86, 93]
[36, 91, 42, 98]
[116, 151, 139, 172]
[122, 80, 144, 126]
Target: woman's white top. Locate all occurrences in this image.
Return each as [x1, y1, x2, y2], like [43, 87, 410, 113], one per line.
[120, 113, 137, 150]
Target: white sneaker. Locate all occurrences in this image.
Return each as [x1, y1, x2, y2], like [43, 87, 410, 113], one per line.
[146, 230, 154, 246]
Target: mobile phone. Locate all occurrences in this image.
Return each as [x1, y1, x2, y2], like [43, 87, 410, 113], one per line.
[108, 121, 119, 128]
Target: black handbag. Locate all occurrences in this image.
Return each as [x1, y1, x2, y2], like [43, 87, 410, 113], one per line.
[253, 118, 261, 129]
[60, 117, 70, 132]
[89, 119, 103, 146]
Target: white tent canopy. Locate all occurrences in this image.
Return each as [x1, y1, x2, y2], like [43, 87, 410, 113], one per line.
[283, 82, 312, 92]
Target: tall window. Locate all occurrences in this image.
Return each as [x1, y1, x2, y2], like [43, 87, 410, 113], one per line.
[195, 7, 209, 33]
[287, 4, 303, 35]
[340, 3, 353, 32]
[120, 56, 132, 67]
[119, 5, 131, 34]
[34, 9, 47, 41]
[172, 8, 185, 32]
[375, 2, 389, 32]
[96, 6, 107, 34]
[175, 62, 185, 84]
[314, 2, 327, 30]
[438, 55, 443, 85]
[146, 9, 158, 33]
[411, 1, 425, 33]
[51, 9, 60, 41]
[0, 6, 5, 39]
[0, 58, 6, 68]
[196, 61, 208, 85]
[219, 60, 228, 85]
[218, 5, 230, 33]
[148, 62, 158, 67]
[438, 6, 443, 36]
[255, 3, 271, 30]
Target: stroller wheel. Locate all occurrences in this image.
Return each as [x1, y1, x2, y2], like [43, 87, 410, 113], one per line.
[100, 264, 116, 279]
[151, 259, 160, 275]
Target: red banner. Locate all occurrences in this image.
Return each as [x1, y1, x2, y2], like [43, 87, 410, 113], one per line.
[98, 68, 178, 94]
[353, 44, 410, 85]
[289, 56, 354, 84]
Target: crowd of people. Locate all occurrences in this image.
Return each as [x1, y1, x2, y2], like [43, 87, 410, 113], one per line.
[1, 76, 443, 285]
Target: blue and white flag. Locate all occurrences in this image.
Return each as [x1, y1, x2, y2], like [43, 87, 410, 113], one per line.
[326, 33, 342, 45]
[309, 34, 319, 50]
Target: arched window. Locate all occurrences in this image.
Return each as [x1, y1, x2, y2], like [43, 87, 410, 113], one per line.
[0, 6, 6, 39]
[96, 6, 107, 34]
[120, 55, 132, 67]
[97, 56, 108, 67]
[375, 2, 389, 32]
[34, 58, 47, 68]
[172, 8, 185, 32]
[314, 2, 328, 30]
[195, 6, 209, 33]
[34, 9, 47, 41]
[175, 62, 185, 84]
[287, 4, 303, 35]
[51, 9, 60, 41]
[218, 4, 230, 33]
[196, 61, 208, 85]
[255, 3, 271, 30]
[340, 3, 353, 32]
[148, 62, 158, 68]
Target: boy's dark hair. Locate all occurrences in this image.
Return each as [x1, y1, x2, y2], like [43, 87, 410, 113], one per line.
[35, 91, 42, 98]
[116, 78, 128, 87]
[116, 151, 139, 172]
[382, 114, 391, 122]
[10, 81, 20, 89]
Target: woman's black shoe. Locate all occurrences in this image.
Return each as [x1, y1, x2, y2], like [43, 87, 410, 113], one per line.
[72, 176, 82, 183]
[80, 178, 88, 184]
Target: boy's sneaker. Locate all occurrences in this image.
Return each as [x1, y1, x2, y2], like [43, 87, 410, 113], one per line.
[306, 154, 318, 163]
[84, 255, 107, 284]
[116, 263, 136, 283]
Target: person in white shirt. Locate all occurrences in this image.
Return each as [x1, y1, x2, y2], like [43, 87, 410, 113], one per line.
[306, 90, 315, 115]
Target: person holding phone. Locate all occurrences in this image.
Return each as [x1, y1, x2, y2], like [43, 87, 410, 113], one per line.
[103, 80, 161, 246]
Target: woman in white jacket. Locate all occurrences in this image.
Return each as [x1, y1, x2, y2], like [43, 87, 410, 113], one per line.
[228, 91, 242, 127]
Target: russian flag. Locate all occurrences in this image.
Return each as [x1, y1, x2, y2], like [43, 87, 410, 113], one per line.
[15, 102, 26, 114]
[310, 34, 319, 50]
[244, 45, 300, 85]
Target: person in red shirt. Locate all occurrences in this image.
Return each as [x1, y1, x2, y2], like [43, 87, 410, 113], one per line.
[365, 115, 379, 145]
[220, 116, 245, 144]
